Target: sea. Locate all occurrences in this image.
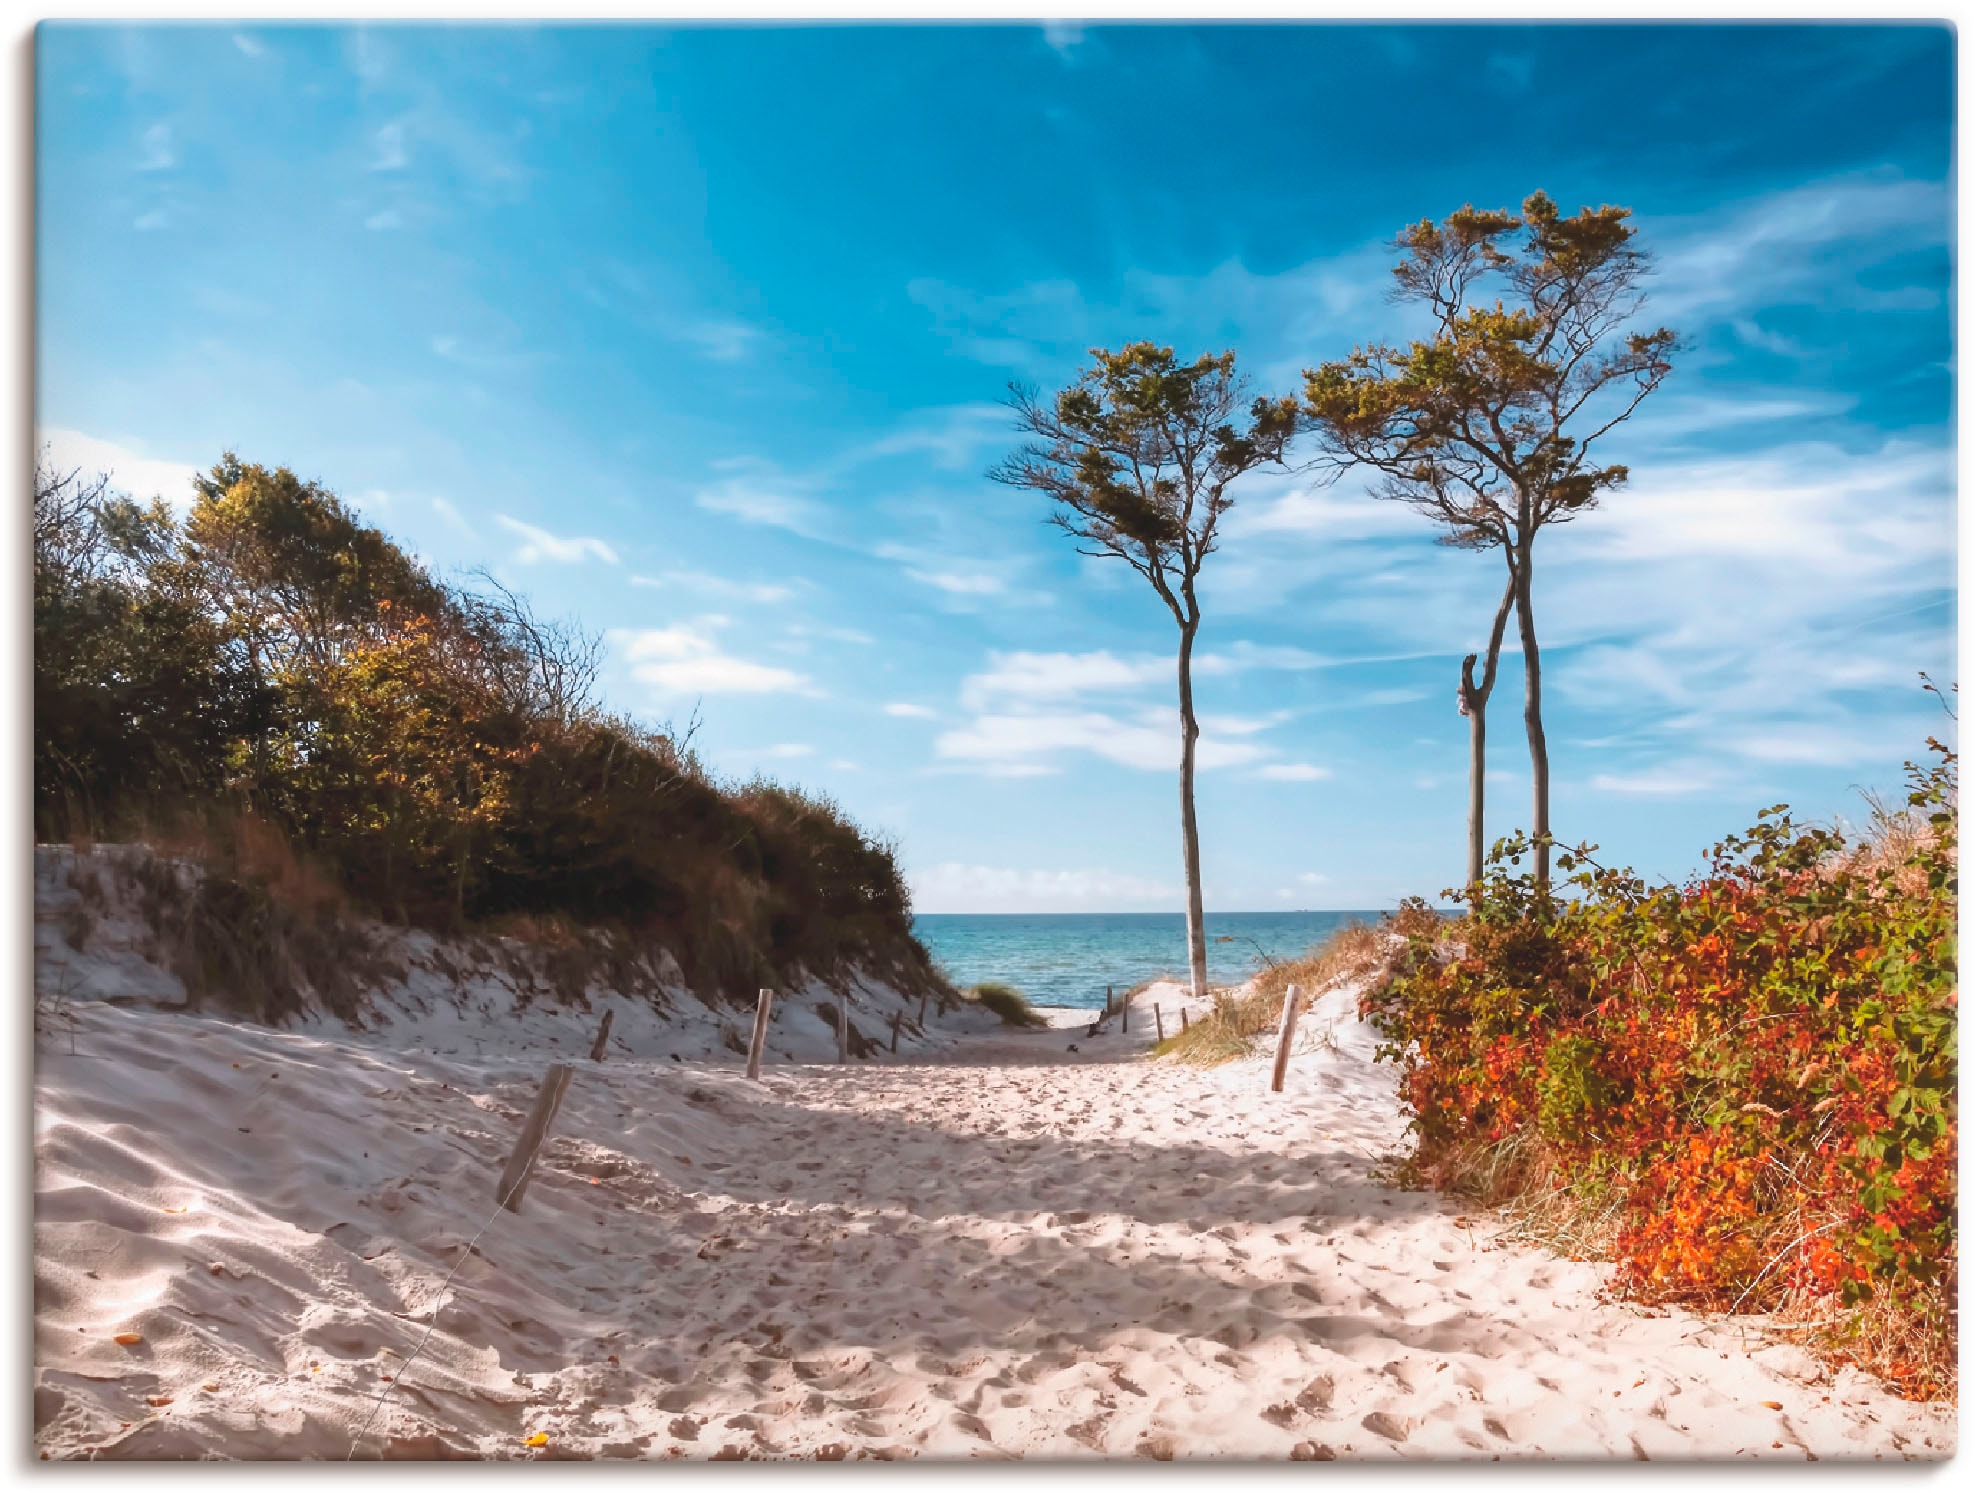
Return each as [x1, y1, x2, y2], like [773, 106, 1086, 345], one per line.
[910, 910, 1388, 1011]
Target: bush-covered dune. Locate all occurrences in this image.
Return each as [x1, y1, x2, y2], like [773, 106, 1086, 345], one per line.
[33, 453, 948, 1015]
[1364, 743, 1957, 1398]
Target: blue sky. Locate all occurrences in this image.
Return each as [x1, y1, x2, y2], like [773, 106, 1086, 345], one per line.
[36, 21, 1956, 912]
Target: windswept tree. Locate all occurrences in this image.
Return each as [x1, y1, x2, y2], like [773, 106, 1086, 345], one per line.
[993, 343, 1296, 1004]
[1303, 192, 1678, 892]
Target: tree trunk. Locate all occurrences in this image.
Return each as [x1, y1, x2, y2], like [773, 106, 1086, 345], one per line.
[1175, 620, 1210, 1006]
[1464, 678, 1488, 894]
[1461, 575, 1519, 902]
[1512, 546, 1551, 892]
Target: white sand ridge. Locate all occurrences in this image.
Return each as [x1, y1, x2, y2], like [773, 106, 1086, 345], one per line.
[33, 972, 1954, 1460]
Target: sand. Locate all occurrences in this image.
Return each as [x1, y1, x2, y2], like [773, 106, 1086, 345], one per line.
[30, 955, 1955, 1462]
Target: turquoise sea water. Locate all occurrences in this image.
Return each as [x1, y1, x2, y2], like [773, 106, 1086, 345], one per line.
[911, 910, 1388, 1010]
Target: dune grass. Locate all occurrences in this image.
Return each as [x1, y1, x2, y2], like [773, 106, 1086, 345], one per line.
[1150, 918, 1405, 1066]
[969, 980, 1049, 1029]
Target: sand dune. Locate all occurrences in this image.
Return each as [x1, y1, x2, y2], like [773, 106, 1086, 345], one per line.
[32, 974, 1953, 1461]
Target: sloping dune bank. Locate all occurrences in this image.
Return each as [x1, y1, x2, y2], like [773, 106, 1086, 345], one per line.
[33, 964, 1953, 1460]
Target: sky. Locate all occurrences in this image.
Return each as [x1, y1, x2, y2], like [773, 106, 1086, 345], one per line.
[34, 21, 1957, 913]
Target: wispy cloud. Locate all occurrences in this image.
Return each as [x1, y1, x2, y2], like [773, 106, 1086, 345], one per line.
[1589, 765, 1723, 798]
[683, 320, 762, 363]
[1647, 171, 1950, 323]
[364, 209, 402, 231]
[1041, 21, 1086, 63]
[936, 710, 1268, 775]
[913, 860, 1178, 914]
[431, 497, 476, 539]
[496, 515, 618, 565]
[694, 469, 829, 537]
[370, 121, 409, 171]
[631, 570, 796, 604]
[877, 542, 1007, 597]
[885, 702, 939, 719]
[136, 122, 175, 171]
[960, 650, 1173, 711]
[1255, 762, 1333, 782]
[861, 404, 1013, 471]
[611, 622, 809, 697]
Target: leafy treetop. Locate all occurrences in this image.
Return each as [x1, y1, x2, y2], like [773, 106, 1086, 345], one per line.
[1303, 191, 1679, 551]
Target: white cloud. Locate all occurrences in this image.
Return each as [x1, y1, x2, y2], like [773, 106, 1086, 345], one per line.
[960, 650, 1172, 710]
[694, 473, 826, 536]
[632, 571, 795, 604]
[910, 568, 1004, 596]
[885, 703, 939, 719]
[862, 404, 1012, 471]
[496, 515, 618, 566]
[684, 320, 761, 362]
[365, 209, 401, 231]
[136, 122, 175, 171]
[1589, 766, 1721, 798]
[37, 429, 200, 511]
[1255, 763, 1332, 782]
[761, 743, 813, 760]
[611, 624, 808, 697]
[876, 542, 1007, 598]
[1226, 479, 1430, 543]
[912, 860, 1178, 914]
[431, 496, 476, 538]
[936, 711, 1267, 774]
[786, 622, 876, 646]
[1647, 172, 1949, 323]
[371, 121, 409, 172]
[1041, 21, 1086, 62]
[232, 32, 267, 58]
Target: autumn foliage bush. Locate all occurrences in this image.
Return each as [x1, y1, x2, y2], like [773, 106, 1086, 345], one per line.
[1364, 740, 1957, 1397]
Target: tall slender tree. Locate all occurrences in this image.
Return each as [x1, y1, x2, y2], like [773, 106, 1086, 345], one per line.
[994, 343, 1296, 1005]
[1457, 576, 1516, 898]
[1303, 192, 1678, 891]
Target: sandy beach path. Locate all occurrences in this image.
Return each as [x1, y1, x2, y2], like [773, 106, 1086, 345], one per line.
[32, 985, 1953, 1460]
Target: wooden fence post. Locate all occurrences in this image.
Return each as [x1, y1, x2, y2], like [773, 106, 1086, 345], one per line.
[1180, 1006, 1190, 1033]
[1270, 984, 1302, 1094]
[745, 988, 774, 1082]
[1119, 984, 1132, 1035]
[890, 1010, 902, 1054]
[837, 990, 849, 1064]
[918, 988, 930, 1027]
[588, 1008, 615, 1062]
[1155, 1005, 1164, 1043]
[496, 1063, 573, 1212]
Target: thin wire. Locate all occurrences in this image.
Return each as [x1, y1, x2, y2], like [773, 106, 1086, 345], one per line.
[344, 1168, 527, 1460]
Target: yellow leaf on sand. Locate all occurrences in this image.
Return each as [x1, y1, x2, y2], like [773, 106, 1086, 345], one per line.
[163, 1206, 186, 1214]
[1762, 1401, 1784, 1411]
[524, 1432, 549, 1447]
[114, 1332, 143, 1346]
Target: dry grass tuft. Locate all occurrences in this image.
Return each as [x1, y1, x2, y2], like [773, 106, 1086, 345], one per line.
[969, 980, 1048, 1029]
[1153, 917, 1418, 1067]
